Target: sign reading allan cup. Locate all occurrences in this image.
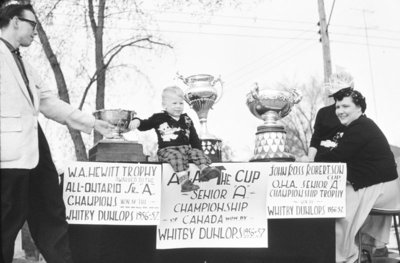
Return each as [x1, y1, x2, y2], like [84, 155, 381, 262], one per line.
[157, 163, 269, 249]
[89, 109, 147, 162]
[178, 73, 223, 162]
[246, 84, 301, 161]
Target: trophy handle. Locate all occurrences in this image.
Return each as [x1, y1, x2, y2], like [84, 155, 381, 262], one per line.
[176, 72, 188, 85]
[280, 104, 292, 118]
[289, 88, 302, 104]
[212, 76, 224, 103]
[129, 111, 137, 120]
[251, 82, 260, 100]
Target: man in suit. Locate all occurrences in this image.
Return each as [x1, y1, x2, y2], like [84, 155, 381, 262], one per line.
[0, 4, 114, 263]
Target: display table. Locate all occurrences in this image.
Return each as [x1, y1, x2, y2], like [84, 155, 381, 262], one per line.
[69, 218, 335, 263]
[64, 161, 338, 263]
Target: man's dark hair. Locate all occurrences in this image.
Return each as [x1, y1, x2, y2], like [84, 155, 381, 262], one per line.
[0, 3, 35, 29]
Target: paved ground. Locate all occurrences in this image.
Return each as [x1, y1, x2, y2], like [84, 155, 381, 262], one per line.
[12, 250, 400, 263]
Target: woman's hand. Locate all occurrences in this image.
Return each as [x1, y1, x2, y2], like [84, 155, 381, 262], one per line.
[297, 155, 312, 162]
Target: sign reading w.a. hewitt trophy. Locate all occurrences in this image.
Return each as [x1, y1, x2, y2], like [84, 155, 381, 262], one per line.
[63, 162, 161, 225]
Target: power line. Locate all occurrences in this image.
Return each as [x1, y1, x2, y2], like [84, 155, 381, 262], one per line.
[330, 31, 400, 42]
[149, 18, 315, 33]
[227, 42, 317, 91]
[224, 31, 314, 80]
[47, 12, 317, 33]
[329, 23, 400, 34]
[225, 41, 317, 88]
[326, 0, 336, 30]
[331, 39, 400, 50]
[51, 4, 319, 26]
[41, 21, 318, 40]
[40, 20, 400, 49]
[40, 3, 400, 36]
[360, 9, 378, 120]
[42, 11, 400, 43]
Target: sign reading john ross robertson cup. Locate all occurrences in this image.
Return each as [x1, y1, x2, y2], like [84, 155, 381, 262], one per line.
[266, 162, 346, 218]
[63, 162, 161, 225]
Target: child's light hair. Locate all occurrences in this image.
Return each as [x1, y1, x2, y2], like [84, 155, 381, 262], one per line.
[161, 86, 185, 106]
[326, 72, 354, 96]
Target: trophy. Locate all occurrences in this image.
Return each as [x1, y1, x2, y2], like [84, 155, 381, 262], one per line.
[178, 73, 223, 162]
[89, 109, 147, 162]
[246, 84, 301, 161]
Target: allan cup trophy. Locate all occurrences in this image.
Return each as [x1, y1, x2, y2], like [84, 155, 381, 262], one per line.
[178, 74, 223, 162]
[89, 109, 147, 162]
[246, 84, 301, 161]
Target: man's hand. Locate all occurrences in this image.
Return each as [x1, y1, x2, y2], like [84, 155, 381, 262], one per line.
[93, 119, 115, 137]
[128, 119, 140, 131]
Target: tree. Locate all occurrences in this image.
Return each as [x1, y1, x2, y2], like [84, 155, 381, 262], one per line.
[5, 0, 259, 162]
[19, 0, 173, 160]
[280, 77, 325, 157]
[31, 0, 248, 159]
[83, 0, 172, 143]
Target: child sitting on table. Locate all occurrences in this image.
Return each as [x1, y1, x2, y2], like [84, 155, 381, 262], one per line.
[129, 86, 220, 192]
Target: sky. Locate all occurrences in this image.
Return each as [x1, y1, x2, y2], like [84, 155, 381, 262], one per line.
[118, 0, 400, 160]
[5, 0, 399, 165]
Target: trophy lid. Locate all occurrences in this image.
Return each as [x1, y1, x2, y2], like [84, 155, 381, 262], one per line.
[180, 74, 215, 84]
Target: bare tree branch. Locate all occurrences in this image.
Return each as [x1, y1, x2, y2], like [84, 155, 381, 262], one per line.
[88, 0, 97, 34]
[43, 0, 63, 21]
[78, 36, 172, 109]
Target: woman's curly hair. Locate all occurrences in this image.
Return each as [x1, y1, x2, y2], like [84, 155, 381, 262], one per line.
[333, 89, 367, 113]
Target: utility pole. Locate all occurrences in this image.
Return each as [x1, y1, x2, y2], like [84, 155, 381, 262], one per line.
[317, 0, 332, 85]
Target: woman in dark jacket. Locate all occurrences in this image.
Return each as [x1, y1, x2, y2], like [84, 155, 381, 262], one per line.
[315, 90, 400, 263]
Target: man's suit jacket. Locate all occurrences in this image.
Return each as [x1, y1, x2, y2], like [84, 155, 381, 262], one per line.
[0, 41, 95, 169]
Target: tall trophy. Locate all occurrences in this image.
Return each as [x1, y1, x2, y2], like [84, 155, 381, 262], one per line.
[178, 73, 223, 162]
[246, 84, 301, 162]
[89, 109, 147, 162]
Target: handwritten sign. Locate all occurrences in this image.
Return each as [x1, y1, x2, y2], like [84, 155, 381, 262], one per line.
[157, 163, 269, 249]
[266, 162, 346, 218]
[63, 162, 161, 225]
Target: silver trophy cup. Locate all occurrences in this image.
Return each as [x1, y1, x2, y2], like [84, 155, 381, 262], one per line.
[178, 73, 223, 161]
[246, 83, 301, 161]
[90, 109, 147, 162]
[178, 73, 223, 139]
[93, 109, 136, 140]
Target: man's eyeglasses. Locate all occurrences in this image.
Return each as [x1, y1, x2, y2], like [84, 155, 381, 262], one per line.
[17, 17, 37, 30]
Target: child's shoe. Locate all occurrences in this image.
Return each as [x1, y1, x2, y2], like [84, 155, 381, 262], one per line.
[181, 180, 200, 192]
[199, 166, 221, 182]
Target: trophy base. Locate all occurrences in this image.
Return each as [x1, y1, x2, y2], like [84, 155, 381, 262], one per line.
[250, 154, 295, 162]
[201, 139, 222, 162]
[251, 125, 295, 162]
[89, 140, 147, 163]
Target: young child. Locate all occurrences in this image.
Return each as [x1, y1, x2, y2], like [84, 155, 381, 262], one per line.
[129, 86, 220, 192]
